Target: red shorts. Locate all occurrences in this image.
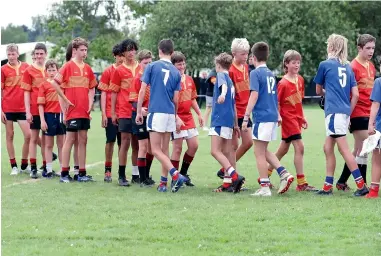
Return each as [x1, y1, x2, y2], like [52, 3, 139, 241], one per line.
[281, 117, 302, 139]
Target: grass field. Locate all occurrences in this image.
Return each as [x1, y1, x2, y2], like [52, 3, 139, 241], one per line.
[1, 106, 381, 256]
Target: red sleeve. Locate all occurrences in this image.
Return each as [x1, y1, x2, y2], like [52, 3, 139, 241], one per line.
[37, 83, 46, 105]
[54, 63, 68, 87]
[277, 80, 285, 105]
[98, 68, 110, 91]
[191, 78, 197, 100]
[109, 69, 121, 92]
[87, 65, 97, 89]
[21, 68, 32, 91]
[299, 75, 305, 99]
[1, 68, 5, 89]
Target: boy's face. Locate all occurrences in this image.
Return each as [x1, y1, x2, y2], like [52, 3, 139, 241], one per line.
[140, 58, 152, 70]
[286, 60, 300, 75]
[47, 66, 58, 79]
[115, 55, 124, 65]
[124, 49, 136, 62]
[7, 50, 19, 64]
[233, 50, 249, 65]
[174, 61, 186, 75]
[358, 41, 375, 61]
[74, 45, 88, 60]
[249, 55, 254, 65]
[34, 49, 47, 65]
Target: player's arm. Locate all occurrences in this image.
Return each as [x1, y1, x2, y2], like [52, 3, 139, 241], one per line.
[88, 88, 95, 113]
[137, 82, 147, 116]
[50, 80, 72, 106]
[101, 91, 107, 117]
[37, 86, 48, 131]
[244, 90, 258, 121]
[368, 101, 379, 135]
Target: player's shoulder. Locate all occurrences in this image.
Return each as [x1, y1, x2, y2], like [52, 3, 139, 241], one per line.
[375, 77, 381, 87]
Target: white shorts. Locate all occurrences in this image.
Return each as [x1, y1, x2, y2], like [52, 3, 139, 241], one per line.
[147, 113, 176, 133]
[209, 126, 233, 139]
[172, 128, 199, 140]
[206, 96, 213, 107]
[325, 113, 350, 137]
[252, 122, 278, 142]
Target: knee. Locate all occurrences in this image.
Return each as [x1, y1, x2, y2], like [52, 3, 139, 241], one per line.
[210, 148, 218, 158]
[323, 144, 333, 155]
[242, 140, 253, 150]
[173, 144, 183, 156]
[30, 134, 39, 144]
[188, 144, 198, 155]
[6, 131, 14, 141]
[295, 143, 304, 155]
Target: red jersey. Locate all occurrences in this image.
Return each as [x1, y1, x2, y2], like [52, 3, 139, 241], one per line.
[229, 63, 250, 118]
[351, 58, 376, 118]
[37, 80, 61, 113]
[98, 64, 118, 118]
[21, 64, 47, 116]
[278, 75, 305, 138]
[1, 62, 29, 113]
[178, 75, 197, 130]
[109, 63, 140, 118]
[54, 60, 97, 120]
[131, 70, 151, 109]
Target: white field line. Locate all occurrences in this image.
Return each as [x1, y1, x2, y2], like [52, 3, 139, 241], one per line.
[4, 161, 105, 188]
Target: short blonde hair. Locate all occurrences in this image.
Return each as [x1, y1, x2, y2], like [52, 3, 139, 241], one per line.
[283, 50, 302, 73]
[6, 43, 18, 54]
[231, 38, 250, 53]
[327, 34, 348, 65]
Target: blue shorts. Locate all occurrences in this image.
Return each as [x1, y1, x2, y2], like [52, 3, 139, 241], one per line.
[43, 113, 66, 136]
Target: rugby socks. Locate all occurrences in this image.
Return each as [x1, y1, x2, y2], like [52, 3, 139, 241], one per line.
[356, 156, 368, 184]
[323, 176, 334, 191]
[159, 176, 168, 187]
[21, 159, 28, 170]
[79, 168, 86, 177]
[73, 165, 79, 176]
[223, 176, 232, 188]
[118, 165, 126, 179]
[105, 162, 112, 173]
[169, 167, 179, 181]
[226, 166, 238, 181]
[180, 153, 194, 176]
[171, 160, 180, 170]
[276, 166, 287, 177]
[46, 162, 53, 173]
[260, 178, 271, 187]
[297, 174, 307, 186]
[146, 153, 154, 177]
[132, 166, 139, 180]
[42, 160, 47, 169]
[370, 183, 380, 192]
[351, 169, 365, 189]
[137, 158, 146, 182]
[61, 167, 70, 177]
[30, 158, 37, 170]
[337, 163, 351, 184]
[10, 158, 17, 168]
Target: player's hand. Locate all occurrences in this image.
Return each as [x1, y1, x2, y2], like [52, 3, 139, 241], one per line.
[142, 107, 148, 117]
[277, 115, 282, 127]
[1, 112, 7, 124]
[368, 123, 376, 136]
[62, 99, 74, 113]
[198, 114, 204, 127]
[136, 113, 143, 125]
[176, 116, 184, 132]
[112, 113, 118, 125]
[41, 120, 48, 132]
[302, 119, 308, 129]
[217, 95, 225, 104]
[242, 120, 248, 132]
[26, 112, 33, 124]
[234, 126, 241, 139]
[102, 114, 108, 128]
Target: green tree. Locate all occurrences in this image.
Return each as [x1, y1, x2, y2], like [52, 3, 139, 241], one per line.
[1, 24, 29, 44]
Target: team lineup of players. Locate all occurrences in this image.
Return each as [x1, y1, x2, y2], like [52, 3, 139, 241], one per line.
[1, 33, 380, 197]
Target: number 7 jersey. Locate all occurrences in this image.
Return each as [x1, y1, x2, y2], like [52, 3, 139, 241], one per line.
[250, 64, 278, 123]
[141, 59, 181, 114]
[314, 58, 356, 117]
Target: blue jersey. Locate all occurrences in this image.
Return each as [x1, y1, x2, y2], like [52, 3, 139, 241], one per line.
[211, 72, 235, 128]
[141, 59, 181, 114]
[370, 78, 381, 132]
[314, 59, 356, 117]
[250, 65, 278, 123]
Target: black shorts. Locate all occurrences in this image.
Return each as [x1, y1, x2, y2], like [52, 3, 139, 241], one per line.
[330, 134, 346, 139]
[349, 117, 369, 133]
[4, 112, 26, 122]
[43, 113, 66, 136]
[282, 134, 302, 143]
[118, 118, 133, 133]
[238, 117, 253, 129]
[30, 115, 41, 130]
[132, 111, 149, 140]
[66, 118, 90, 132]
[105, 118, 121, 145]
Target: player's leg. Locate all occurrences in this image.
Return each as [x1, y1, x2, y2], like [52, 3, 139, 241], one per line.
[236, 125, 253, 162]
[336, 136, 368, 196]
[40, 133, 46, 170]
[17, 119, 31, 172]
[268, 140, 290, 176]
[366, 145, 381, 198]
[118, 132, 131, 186]
[211, 135, 233, 192]
[56, 135, 64, 171]
[73, 134, 79, 177]
[316, 136, 336, 194]
[181, 134, 199, 186]
[103, 118, 117, 182]
[130, 134, 140, 183]
[60, 131, 76, 183]
[44, 134, 54, 177]
[170, 137, 184, 171]
[137, 138, 149, 186]
[292, 139, 316, 191]
[29, 129, 40, 178]
[203, 104, 212, 131]
[146, 140, 154, 177]
[5, 119, 19, 175]
[75, 118, 92, 182]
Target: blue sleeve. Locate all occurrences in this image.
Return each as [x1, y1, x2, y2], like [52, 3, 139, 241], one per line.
[371, 79, 381, 103]
[349, 68, 357, 88]
[250, 70, 259, 92]
[216, 72, 227, 88]
[141, 63, 152, 85]
[314, 62, 325, 87]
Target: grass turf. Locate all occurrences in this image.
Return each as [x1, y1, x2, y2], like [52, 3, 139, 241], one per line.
[2, 106, 381, 256]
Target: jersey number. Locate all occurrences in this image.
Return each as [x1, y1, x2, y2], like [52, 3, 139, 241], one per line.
[338, 67, 347, 88]
[267, 76, 276, 94]
[162, 69, 169, 86]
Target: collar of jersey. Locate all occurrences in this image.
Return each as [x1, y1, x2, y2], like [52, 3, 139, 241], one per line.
[160, 58, 171, 63]
[256, 64, 267, 68]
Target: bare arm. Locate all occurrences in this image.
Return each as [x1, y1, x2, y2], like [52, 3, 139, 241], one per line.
[369, 101, 380, 133]
[24, 91, 31, 114]
[173, 91, 179, 115]
[111, 92, 117, 117]
[101, 91, 107, 116]
[88, 88, 95, 113]
[243, 91, 258, 120]
[51, 80, 71, 103]
[191, 99, 202, 115]
[137, 82, 147, 115]
[38, 105, 45, 122]
[316, 84, 324, 96]
[350, 86, 359, 115]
